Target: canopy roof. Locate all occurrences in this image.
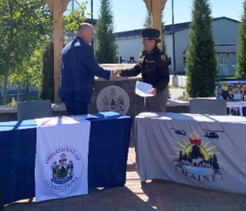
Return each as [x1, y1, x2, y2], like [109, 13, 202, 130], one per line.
[215, 44, 237, 54]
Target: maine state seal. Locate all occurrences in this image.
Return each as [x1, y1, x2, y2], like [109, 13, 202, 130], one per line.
[42, 145, 84, 192]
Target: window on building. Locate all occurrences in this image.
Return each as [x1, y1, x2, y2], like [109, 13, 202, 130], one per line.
[130, 56, 135, 63]
[119, 57, 125, 63]
[168, 57, 172, 65]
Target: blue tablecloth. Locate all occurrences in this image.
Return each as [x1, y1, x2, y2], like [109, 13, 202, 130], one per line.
[0, 112, 131, 204]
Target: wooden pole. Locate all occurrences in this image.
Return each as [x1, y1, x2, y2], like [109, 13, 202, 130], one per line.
[44, 0, 53, 12]
[171, 0, 176, 75]
[44, 0, 70, 103]
[151, 0, 162, 50]
[217, 53, 220, 66]
[143, 0, 168, 51]
[53, 0, 63, 103]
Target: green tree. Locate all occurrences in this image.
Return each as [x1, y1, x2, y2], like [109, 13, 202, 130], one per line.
[94, 0, 118, 63]
[39, 40, 54, 101]
[185, 0, 217, 97]
[143, 10, 151, 29]
[63, 2, 88, 34]
[161, 20, 167, 54]
[236, 1, 246, 78]
[0, 0, 51, 104]
[143, 9, 167, 54]
[8, 41, 46, 102]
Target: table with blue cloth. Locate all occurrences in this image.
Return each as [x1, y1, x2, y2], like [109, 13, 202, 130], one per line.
[0, 112, 131, 205]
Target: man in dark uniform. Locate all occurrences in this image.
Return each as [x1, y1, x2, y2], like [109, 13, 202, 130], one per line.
[58, 23, 117, 115]
[118, 28, 169, 112]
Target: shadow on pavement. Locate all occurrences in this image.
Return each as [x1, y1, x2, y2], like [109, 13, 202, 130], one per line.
[141, 179, 246, 211]
[5, 186, 156, 211]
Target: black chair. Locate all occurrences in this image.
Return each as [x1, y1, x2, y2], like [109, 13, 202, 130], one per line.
[189, 98, 227, 115]
[17, 99, 52, 120]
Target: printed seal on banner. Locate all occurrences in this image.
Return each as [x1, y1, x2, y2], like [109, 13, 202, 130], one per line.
[42, 145, 84, 192]
[96, 85, 130, 114]
[170, 131, 225, 182]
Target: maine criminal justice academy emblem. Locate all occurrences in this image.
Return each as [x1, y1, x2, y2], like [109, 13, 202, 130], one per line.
[96, 85, 130, 114]
[42, 145, 84, 192]
[170, 131, 225, 183]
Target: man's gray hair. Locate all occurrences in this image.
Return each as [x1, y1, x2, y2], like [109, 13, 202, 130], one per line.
[77, 23, 93, 32]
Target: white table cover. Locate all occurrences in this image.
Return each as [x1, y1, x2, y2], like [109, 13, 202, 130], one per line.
[135, 112, 246, 195]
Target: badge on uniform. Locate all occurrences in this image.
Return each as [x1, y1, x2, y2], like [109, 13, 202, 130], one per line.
[161, 55, 166, 61]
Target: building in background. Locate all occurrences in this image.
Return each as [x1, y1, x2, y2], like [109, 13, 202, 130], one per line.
[1, 17, 239, 97]
[115, 17, 240, 76]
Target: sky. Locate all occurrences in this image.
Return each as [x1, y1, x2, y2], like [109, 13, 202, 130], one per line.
[67, 0, 244, 32]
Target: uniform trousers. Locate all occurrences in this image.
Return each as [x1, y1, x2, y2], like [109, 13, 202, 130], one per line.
[144, 87, 169, 112]
[61, 98, 88, 115]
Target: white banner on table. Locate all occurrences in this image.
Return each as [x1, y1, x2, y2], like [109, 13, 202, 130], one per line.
[227, 101, 246, 116]
[135, 112, 246, 195]
[35, 116, 91, 202]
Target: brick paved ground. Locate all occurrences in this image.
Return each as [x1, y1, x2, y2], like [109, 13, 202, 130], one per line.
[4, 146, 246, 211]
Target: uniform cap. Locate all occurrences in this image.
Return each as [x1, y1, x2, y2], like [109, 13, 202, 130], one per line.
[142, 29, 160, 38]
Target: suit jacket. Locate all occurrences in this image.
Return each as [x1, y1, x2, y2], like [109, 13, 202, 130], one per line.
[58, 37, 111, 103]
[120, 46, 169, 93]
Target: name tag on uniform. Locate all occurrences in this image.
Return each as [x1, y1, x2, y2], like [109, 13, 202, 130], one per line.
[146, 60, 155, 63]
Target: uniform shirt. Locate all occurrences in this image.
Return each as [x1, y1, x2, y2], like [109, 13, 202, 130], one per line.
[120, 46, 169, 93]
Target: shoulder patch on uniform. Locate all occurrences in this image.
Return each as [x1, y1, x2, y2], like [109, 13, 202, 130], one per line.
[160, 54, 166, 61]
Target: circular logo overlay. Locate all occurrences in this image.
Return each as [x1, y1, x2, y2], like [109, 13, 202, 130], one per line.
[96, 85, 130, 114]
[42, 145, 84, 193]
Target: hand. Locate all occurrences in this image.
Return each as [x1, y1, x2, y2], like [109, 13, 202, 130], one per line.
[116, 69, 122, 75]
[149, 88, 157, 96]
[109, 70, 118, 81]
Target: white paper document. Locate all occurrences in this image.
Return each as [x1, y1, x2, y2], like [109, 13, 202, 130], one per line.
[135, 81, 154, 97]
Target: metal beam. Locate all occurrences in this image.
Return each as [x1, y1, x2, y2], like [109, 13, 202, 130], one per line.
[172, 0, 176, 76]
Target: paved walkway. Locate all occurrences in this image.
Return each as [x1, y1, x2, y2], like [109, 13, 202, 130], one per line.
[4, 145, 246, 211]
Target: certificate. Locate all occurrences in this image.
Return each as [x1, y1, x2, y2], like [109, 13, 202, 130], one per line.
[135, 81, 154, 97]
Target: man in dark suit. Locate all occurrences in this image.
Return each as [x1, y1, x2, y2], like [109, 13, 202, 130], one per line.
[58, 23, 117, 115]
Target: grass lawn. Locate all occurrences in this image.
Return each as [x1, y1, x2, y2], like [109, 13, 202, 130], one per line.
[0, 96, 40, 106]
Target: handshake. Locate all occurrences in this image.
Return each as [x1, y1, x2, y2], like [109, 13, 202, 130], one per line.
[109, 70, 122, 81]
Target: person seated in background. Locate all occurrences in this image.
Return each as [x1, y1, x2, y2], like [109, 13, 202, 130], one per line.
[221, 87, 229, 100]
[233, 90, 242, 100]
[216, 89, 222, 99]
[228, 91, 234, 100]
[242, 86, 246, 99]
